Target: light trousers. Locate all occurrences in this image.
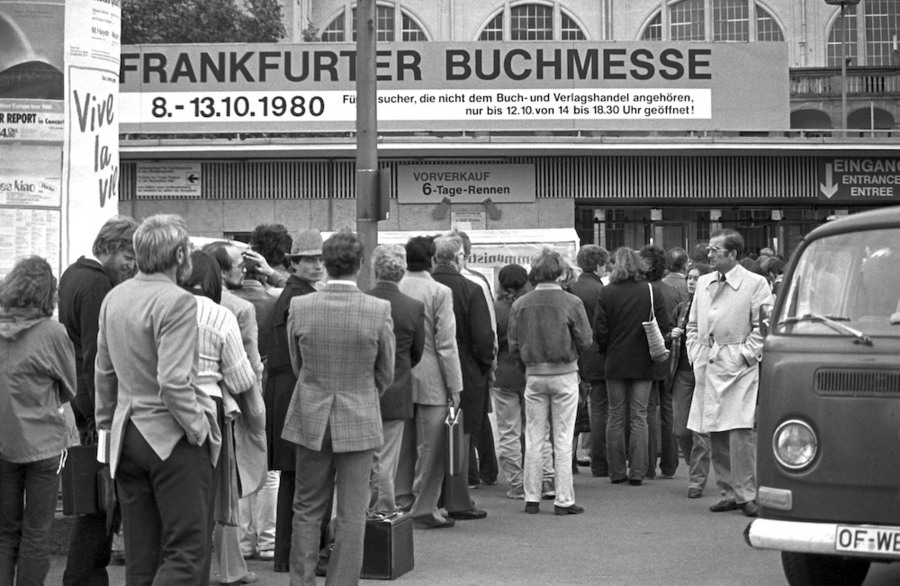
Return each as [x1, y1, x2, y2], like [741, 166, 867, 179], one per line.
[494, 387, 553, 490]
[369, 419, 406, 514]
[523, 372, 580, 507]
[711, 428, 757, 504]
[239, 471, 279, 556]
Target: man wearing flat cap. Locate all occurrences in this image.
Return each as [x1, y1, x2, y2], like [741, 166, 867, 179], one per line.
[265, 228, 325, 572]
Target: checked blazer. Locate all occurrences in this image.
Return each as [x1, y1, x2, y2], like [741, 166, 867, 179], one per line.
[281, 281, 395, 453]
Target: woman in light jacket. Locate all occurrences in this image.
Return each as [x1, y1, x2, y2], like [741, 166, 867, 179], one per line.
[0, 256, 76, 584]
[182, 250, 262, 586]
[594, 248, 670, 486]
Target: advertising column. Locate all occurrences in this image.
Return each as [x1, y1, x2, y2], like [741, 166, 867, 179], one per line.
[0, 0, 120, 281]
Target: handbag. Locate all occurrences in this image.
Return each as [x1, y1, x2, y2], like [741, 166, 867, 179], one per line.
[642, 283, 670, 363]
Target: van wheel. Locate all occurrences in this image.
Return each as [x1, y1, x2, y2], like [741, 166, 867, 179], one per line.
[781, 552, 870, 586]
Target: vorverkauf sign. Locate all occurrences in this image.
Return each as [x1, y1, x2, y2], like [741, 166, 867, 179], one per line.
[398, 164, 535, 204]
[119, 42, 789, 133]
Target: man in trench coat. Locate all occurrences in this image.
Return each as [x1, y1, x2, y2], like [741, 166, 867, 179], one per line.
[686, 229, 773, 518]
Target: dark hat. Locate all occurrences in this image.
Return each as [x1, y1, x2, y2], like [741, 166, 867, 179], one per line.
[498, 264, 528, 291]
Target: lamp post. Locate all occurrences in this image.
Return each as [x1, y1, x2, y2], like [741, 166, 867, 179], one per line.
[824, 0, 861, 135]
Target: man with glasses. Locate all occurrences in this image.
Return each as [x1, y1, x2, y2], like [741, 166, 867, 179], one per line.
[685, 229, 773, 518]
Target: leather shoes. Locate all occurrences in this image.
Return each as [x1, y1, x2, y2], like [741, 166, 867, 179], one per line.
[273, 562, 290, 573]
[554, 504, 585, 515]
[709, 499, 738, 512]
[524, 501, 540, 514]
[628, 479, 642, 486]
[687, 488, 703, 499]
[448, 508, 487, 520]
[742, 501, 759, 517]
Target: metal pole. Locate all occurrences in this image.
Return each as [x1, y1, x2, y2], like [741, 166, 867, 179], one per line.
[356, 0, 378, 290]
[840, 2, 848, 136]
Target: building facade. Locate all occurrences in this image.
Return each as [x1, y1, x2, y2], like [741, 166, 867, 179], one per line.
[119, 0, 900, 258]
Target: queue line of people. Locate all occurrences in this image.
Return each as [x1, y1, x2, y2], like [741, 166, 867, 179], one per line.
[0, 215, 776, 585]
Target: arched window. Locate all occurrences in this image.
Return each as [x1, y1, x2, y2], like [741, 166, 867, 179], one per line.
[641, 0, 784, 42]
[827, 0, 900, 66]
[477, 3, 587, 41]
[318, 4, 428, 42]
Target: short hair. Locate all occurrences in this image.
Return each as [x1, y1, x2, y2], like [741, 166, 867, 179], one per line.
[530, 248, 565, 284]
[639, 244, 667, 282]
[372, 244, 406, 282]
[133, 214, 190, 275]
[666, 247, 689, 273]
[690, 243, 709, 265]
[710, 229, 745, 258]
[0, 256, 57, 316]
[433, 233, 464, 266]
[457, 230, 472, 255]
[250, 223, 292, 269]
[608, 248, 647, 284]
[92, 215, 138, 257]
[182, 250, 222, 304]
[201, 241, 235, 273]
[576, 245, 609, 273]
[405, 236, 435, 272]
[322, 229, 364, 279]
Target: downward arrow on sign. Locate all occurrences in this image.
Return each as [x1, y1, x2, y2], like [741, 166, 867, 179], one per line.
[819, 163, 838, 198]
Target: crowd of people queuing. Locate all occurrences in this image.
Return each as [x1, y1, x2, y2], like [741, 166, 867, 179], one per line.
[0, 211, 783, 585]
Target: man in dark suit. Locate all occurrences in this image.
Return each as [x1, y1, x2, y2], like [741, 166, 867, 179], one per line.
[282, 229, 395, 584]
[431, 233, 493, 521]
[366, 244, 425, 514]
[59, 215, 137, 586]
[265, 228, 324, 572]
[568, 245, 610, 478]
[95, 214, 220, 584]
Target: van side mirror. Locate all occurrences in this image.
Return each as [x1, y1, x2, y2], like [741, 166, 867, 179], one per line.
[759, 304, 773, 338]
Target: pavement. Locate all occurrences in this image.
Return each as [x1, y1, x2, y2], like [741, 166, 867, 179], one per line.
[46, 464, 900, 585]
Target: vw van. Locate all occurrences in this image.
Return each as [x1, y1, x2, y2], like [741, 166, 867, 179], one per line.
[745, 206, 900, 586]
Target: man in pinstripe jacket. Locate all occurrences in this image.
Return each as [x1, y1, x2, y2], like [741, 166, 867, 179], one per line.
[282, 229, 395, 585]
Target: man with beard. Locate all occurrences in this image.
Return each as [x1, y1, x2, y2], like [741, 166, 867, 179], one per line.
[95, 214, 220, 583]
[59, 215, 137, 586]
[265, 229, 325, 572]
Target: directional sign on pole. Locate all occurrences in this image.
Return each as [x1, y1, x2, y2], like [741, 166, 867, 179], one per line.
[135, 162, 201, 198]
[817, 158, 900, 202]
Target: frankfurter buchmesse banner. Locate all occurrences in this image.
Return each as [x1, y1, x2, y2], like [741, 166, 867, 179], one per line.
[119, 41, 789, 134]
[0, 0, 120, 282]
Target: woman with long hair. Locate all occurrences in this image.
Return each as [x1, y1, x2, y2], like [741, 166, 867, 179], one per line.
[182, 250, 261, 586]
[594, 247, 670, 486]
[670, 262, 713, 499]
[0, 256, 76, 584]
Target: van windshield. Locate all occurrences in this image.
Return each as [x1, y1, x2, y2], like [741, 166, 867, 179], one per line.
[776, 227, 900, 338]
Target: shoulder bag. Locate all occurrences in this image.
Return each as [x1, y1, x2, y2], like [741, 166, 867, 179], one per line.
[642, 283, 670, 363]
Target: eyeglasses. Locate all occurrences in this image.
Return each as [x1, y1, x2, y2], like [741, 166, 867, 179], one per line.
[706, 246, 727, 255]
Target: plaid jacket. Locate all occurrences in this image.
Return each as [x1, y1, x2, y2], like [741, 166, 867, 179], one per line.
[281, 281, 395, 452]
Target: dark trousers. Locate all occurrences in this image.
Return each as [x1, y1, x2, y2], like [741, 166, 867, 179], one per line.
[116, 422, 212, 586]
[468, 411, 498, 485]
[647, 381, 679, 478]
[0, 455, 60, 586]
[588, 380, 609, 476]
[63, 512, 113, 586]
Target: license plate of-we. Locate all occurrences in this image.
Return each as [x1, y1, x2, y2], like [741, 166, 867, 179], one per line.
[836, 525, 900, 556]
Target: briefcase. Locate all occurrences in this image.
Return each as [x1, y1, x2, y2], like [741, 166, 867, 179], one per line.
[61, 444, 106, 516]
[361, 512, 414, 580]
[443, 407, 465, 476]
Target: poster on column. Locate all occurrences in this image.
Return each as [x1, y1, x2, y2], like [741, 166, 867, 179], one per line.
[62, 0, 121, 266]
[0, 0, 65, 281]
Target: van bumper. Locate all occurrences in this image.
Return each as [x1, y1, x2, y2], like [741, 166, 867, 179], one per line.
[745, 518, 900, 560]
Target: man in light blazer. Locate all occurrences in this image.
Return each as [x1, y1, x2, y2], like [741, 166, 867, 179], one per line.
[686, 229, 773, 519]
[397, 236, 465, 529]
[366, 244, 425, 515]
[95, 214, 221, 584]
[282, 229, 395, 585]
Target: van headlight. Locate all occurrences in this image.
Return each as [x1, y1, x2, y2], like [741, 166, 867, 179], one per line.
[773, 419, 817, 470]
